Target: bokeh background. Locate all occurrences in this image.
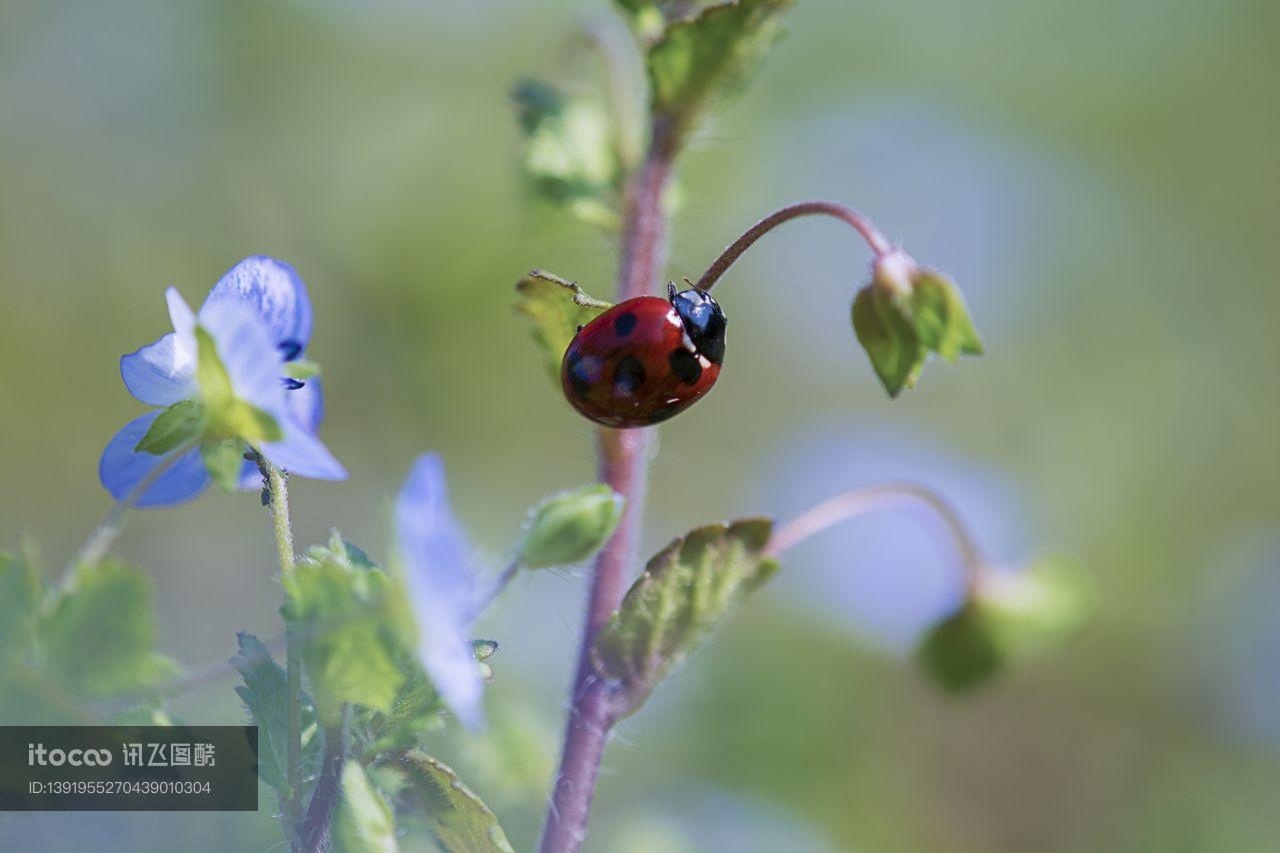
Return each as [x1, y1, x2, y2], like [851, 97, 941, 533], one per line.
[2, 0, 1278, 850]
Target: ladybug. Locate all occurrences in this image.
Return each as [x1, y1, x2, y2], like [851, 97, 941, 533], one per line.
[561, 283, 727, 428]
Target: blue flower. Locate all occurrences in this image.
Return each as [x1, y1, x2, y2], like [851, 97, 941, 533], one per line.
[394, 454, 485, 728]
[101, 256, 345, 506]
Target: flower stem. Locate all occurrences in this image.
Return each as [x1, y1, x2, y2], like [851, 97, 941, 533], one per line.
[694, 200, 893, 292]
[67, 440, 199, 573]
[263, 461, 304, 849]
[539, 122, 676, 853]
[766, 483, 986, 593]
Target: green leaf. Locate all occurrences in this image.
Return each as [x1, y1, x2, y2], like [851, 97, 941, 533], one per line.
[195, 326, 284, 445]
[231, 632, 323, 798]
[514, 270, 612, 381]
[512, 79, 623, 229]
[917, 557, 1093, 694]
[41, 560, 176, 698]
[390, 751, 514, 853]
[201, 439, 248, 493]
[356, 662, 444, 757]
[648, 0, 795, 145]
[283, 556, 408, 724]
[332, 763, 399, 853]
[853, 257, 984, 397]
[0, 551, 40, 664]
[134, 399, 205, 455]
[909, 272, 984, 362]
[851, 285, 925, 397]
[305, 530, 382, 573]
[521, 485, 625, 569]
[591, 517, 777, 710]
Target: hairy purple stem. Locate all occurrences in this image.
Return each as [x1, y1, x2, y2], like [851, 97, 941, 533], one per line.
[695, 200, 892, 292]
[539, 123, 676, 853]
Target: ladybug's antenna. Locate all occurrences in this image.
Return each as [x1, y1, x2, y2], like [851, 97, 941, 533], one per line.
[667, 282, 677, 300]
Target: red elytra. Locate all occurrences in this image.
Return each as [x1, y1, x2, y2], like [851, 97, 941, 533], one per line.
[560, 287, 727, 428]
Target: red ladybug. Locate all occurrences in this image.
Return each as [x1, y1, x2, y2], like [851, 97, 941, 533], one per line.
[561, 283, 727, 428]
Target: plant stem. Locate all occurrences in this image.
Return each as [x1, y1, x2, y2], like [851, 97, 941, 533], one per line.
[765, 483, 986, 593]
[299, 706, 349, 853]
[694, 200, 893, 292]
[264, 461, 304, 849]
[539, 123, 676, 853]
[67, 440, 200, 574]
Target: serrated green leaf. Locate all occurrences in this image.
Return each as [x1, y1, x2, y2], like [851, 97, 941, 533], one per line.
[514, 270, 612, 381]
[135, 399, 205, 455]
[909, 272, 985, 362]
[851, 285, 925, 397]
[648, 0, 795, 144]
[195, 326, 284, 444]
[201, 438, 247, 493]
[231, 632, 323, 798]
[591, 517, 777, 710]
[512, 79, 623, 229]
[521, 485, 625, 569]
[41, 560, 176, 698]
[283, 557, 408, 724]
[390, 751, 514, 853]
[0, 551, 40, 664]
[917, 557, 1093, 694]
[332, 763, 399, 853]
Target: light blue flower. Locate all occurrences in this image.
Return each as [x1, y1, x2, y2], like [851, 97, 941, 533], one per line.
[395, 454, 485, 728]
[101, 257, 345, 506]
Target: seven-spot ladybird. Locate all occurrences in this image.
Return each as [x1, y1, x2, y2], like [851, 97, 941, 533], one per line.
[561, 283, 727, 428]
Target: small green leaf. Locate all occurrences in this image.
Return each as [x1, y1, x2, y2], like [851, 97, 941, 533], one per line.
[521, 485, 625, 569]
[0, 550, 40, 664]
[305, 531, 381, 573]
[612, 0, 667, 41]
[231, 632, 323, 798]
[591, 517, 777, 710]
[512, 79, 623, 229]
[389, 751, 514, 853]
[283, 359, 321, 381]
[648, 0, 795, 145]
[917, 557, 1093, 694]
[514, 270, 612, 380]
[332, 763, 399, 853]
[134, 399, 205, 455]
[283, 556, 408, 724]
[853, 254, 984, 396]
[909, 272, 984, 362]
[41, 560, 176, 698]
[196, 326, 284, 445]
[852, 285, 925, 397]
[356, 662, 444, 757]
[201, 439, 247, 493]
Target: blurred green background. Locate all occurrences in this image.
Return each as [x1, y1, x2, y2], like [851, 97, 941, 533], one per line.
[2, 0, 1278, 850]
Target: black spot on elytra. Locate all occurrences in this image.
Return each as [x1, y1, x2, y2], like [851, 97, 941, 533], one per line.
[668, 348, 703, 385]
[566, 352, 590, 399]
[613, 356, 646, 395]
[613, 311, 638, 337]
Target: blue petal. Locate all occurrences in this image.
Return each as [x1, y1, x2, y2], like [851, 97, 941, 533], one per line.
[197, 297, 286, 415]
[120, 332, 197, 406]
[258, 414, 347, 481]
[236, 380, 327, 490]
[203, 256, 313, 355]
[395, 454, 484, 728]
[99, 412, 210, 507]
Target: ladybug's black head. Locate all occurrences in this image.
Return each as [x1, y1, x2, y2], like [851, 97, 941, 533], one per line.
[669, 284, 727, 365]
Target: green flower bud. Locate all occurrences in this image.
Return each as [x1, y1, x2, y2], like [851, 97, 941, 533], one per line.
[520, 485, 625, 569]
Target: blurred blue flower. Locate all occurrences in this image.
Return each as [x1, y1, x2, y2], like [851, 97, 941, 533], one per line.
[395, 454, 485, 728]
[100, 256, 345, 506]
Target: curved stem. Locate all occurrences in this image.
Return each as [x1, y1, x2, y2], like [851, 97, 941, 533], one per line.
[766, 483, 985, 593]
[540, 123, 675, 853]
[67, 440, 199, 573]
[694, 200, 893, 292]
[263, 462, 304, 849]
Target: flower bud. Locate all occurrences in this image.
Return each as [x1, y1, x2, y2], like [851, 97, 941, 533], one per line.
[520, 485, 625, 569]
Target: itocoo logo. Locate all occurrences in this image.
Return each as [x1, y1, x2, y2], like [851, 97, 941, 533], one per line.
[27, 743, 113, 767]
